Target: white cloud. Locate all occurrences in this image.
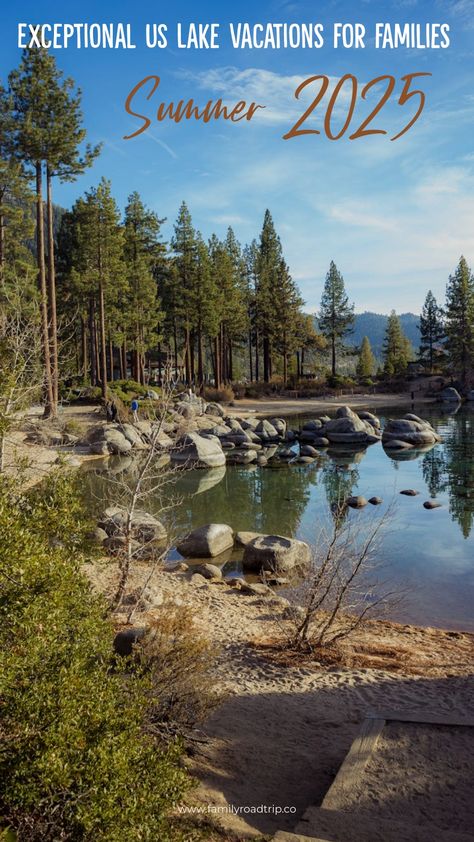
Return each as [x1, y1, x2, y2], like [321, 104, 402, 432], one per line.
[176, 66, 357, 126]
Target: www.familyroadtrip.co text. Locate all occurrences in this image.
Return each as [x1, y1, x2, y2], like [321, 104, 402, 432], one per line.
[175, 803, 297, 816]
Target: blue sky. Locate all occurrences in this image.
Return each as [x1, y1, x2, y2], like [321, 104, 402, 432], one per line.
[1, 0, 474, 313]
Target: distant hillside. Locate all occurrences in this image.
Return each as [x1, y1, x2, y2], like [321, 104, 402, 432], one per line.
[352, 312, 420, 357]
[314, 311, 420, 359]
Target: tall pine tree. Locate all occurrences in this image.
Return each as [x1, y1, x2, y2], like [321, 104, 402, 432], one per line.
[445, 257, 474, 389]
[8, 46, 100, 414]
[356, 335, 376, 379]
[255, 210, 282, 382]
[319, 261, 354, 377]
[419, 290, 444, 373]
[383, 310, 412, 377]
[123, 192, 165, 384]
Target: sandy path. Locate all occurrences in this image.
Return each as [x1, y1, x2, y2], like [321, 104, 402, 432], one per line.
[86, 561, 474, 840]
[339, 721, 474, 836]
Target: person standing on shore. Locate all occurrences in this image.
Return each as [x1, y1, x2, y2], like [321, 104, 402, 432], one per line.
[131, 397, 139, 424]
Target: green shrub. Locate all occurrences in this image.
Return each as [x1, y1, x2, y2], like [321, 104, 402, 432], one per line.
[0, 474, 191, 841]
[327, 373, 357, 389]
[109, 380, 148, 398]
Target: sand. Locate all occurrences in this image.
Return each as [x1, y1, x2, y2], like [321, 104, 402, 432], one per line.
[86, 559, 474, 840]
[336, 721, 474, 836]
[228, 390, 435, 419]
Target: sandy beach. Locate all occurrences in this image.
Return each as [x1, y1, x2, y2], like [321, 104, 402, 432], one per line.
[87, 558, 474, 840]
[228, 390, 435, 418]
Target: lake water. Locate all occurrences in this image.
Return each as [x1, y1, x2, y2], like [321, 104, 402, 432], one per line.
[85, 403, 474, 632]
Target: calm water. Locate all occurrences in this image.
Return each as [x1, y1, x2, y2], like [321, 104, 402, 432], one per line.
[84, 404, 474, 631]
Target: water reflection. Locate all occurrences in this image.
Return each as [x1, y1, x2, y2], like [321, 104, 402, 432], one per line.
[82, 404, 474, 629]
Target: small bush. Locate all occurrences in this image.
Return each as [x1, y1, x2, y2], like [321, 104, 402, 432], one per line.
[63, 418, 82, 437]
[327, 373, 357, 389]
[140, 605, 222, 734]
[203, 385, 234, 403]
[0, 474, 192, 841]
[109, 379, 148, 398]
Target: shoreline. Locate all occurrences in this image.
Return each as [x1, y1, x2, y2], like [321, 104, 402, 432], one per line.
[228, 391, 436, 417]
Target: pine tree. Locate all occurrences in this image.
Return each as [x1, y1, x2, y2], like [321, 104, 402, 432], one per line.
[273, 259, 304, 384]
[123, 192, 165, 384]
[222, 228, 248, 382]
[319, 261, 354, 378]
[69, 179, 125, 399]
[194, 234, 218, 385]
[255, 210, 282, 382]
[171, 202, 198, 383]
[243, 240, 258, 381]
[8, 46, 100, 415]
[419, 290, 444, 373]
[294, 314, 326, 379]
[444, 256, 474, 389]
[356, 336, 376, 379]
[383, 310, 412, 377]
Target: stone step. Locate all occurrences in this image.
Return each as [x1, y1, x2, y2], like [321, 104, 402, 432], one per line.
[288, 806, 474, 842]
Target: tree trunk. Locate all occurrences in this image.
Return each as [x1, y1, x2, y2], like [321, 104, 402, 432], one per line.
[331, 335, 336, 377]
[121, 341, 127, 380]
[98, 283, 108, 400]
[197, 323, 204, 386]
[214, 336, 221, 387]
[173, 320, 178, 380]
[228, 340, 233, 382]
[109, 339, 114, 381]
[248, 329, 253, 382]
[0, 197, 5, 284]
[36, 163, 54, 418]
[46, 167, 59, 412]
[89, 299, 97, 385]
[255, 328, 259, 381]
[190, 331, 195, 382]
[184, 324, 191, 384]
[81, 315, 88, 380]
[263, 335, 270, 382]
[158, 342, 163, 384]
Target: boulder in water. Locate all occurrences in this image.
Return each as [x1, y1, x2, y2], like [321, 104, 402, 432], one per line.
[242, 534, 310, 574]
[177, 523, 234, 557]
[171, 431, 225, 468]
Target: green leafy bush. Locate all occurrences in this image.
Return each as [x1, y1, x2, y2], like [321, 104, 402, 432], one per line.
[0, 474, 191, 841]
[327, 373, 357, 389]
[109, 380, 148, 399]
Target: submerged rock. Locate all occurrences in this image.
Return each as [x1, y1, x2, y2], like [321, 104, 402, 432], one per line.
[383, 438, 414, 450]
[239, 582, 272, 597]
[177, 523, 234, 557]
[440, 386, 462, 402]
[195, 562, 223, 580]
[300, 445, 319, 457]
[235, 531, 263, 548]
[100, 507, 167, 543]
[400, 489, 419, 496]
[423, 500, 442, 509]
[346, 495, 368, 509]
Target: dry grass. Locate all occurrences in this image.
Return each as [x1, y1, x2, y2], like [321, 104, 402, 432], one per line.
[250, 615, 474, 676]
